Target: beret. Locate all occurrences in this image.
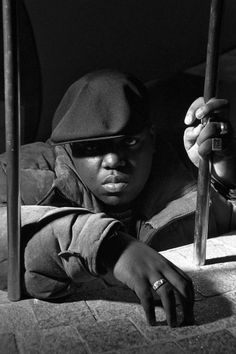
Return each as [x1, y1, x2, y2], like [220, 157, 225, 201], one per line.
[50, 69, 150, 144]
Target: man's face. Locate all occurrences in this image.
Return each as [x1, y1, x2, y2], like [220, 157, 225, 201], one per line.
[71, 128, 155, 207]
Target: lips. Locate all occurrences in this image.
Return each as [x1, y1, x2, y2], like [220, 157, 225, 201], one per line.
[102, 174, 129, 193]
[103, 174, 129, 184]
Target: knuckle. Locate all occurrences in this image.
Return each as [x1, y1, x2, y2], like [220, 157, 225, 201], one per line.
[134, 282, 151, 300]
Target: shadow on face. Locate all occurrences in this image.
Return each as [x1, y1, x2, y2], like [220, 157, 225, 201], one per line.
[71, 128, 156, 207]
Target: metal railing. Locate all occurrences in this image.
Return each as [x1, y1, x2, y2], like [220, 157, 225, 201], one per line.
[194, 0, 224, 266]
[2, 0, 21, 301]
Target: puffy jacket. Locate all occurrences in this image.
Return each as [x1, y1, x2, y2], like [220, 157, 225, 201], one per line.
[0, 139, 235, 299]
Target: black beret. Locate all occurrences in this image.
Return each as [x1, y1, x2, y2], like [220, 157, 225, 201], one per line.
[50, 69, 150, 144]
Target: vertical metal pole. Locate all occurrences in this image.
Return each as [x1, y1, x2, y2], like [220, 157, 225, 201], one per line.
[194, 0, 224, 266]
[2, 0, 21, 300]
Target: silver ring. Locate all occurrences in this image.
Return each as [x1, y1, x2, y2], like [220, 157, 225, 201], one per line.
[152, 279, 166, 291]
[220, 122, 228, 135]
[212, 137, 222, 151]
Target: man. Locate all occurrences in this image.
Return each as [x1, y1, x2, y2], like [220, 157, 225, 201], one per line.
[0, 69, 235, 327]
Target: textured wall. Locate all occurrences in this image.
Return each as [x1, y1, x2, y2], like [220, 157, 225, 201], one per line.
[23, 0, 236, 140]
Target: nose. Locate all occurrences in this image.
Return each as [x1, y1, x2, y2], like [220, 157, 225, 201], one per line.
[102, 152, 126, 169]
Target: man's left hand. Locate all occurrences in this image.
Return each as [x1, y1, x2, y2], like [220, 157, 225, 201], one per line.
[184, 97, 236, 188]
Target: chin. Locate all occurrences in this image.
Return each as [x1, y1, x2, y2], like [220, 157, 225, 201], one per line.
[101, 194, 133, 208]
[104, 196, 125, 206]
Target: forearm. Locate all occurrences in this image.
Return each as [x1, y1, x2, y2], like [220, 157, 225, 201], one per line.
[0, 205, 121, 299]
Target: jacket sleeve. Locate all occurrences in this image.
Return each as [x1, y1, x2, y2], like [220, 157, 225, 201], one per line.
[0, 142, 55, 205]
[140, 186, 236, 252]
[210, 185, 236, 234]
[0, 205, 121, 299]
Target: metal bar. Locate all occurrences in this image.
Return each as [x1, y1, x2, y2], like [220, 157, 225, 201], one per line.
[2, 0, 21, 300]
[194, 0, 224, 266]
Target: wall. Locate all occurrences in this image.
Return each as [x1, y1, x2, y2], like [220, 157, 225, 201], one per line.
[19, 0, 236, 140]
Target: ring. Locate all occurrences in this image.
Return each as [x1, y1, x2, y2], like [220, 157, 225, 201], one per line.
[220, 122, 228, 135]
[212, 137, 222, 151]
[152, 279, 167, 291]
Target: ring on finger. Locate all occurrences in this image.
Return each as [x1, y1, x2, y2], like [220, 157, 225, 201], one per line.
[152, 279, 167, 291]
[212, 137, 222, 151]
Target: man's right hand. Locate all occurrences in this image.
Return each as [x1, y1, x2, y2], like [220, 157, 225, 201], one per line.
[101, 232, 195, 327]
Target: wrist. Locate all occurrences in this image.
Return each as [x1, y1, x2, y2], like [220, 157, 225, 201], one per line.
[97, 231, 135, 272]
[211, 175, 236, 201]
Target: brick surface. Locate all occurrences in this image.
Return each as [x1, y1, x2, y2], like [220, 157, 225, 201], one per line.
[228, 326, 236, 337]
[87, 299, 145, 322]
[159, 248, 196, 271]
[131, 315, 205, 343]
[40, 326, 88, 354]
[15, 329, 43, 354]
[0, 333, 18, 354]
[189, 266, 236, 296]
[31, 298, 97, 330]
[194, 294, 236, 325]
[118, 341, 185, 353]
[224, 290, 236, 303]
[0, 234, 236, 353]
[168, 237, 236, 267]
[0, 290, 11, 304]
[177, 329, 236, 353]
[0, 302, 37, 333]
[78, 318, 149, 353]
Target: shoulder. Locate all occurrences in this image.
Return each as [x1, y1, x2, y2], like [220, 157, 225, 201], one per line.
[0, 142, 56, 205]
[0, 141, 56, 169]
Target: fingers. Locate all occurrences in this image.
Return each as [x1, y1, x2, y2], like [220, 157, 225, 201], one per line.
[184, 125, 203, 151]
[174, 290, 195, 326]
[156, 282, 177, 327]
[148, 254, 194, 327]
[170, 272, 195, 325]
[136, 278, 177, 327]
[156, 260, 195, 325]
[185, 97, 204, 124]
[150, 274, 194, 327]
[197, 121, 231, 157]
[184, 120, 232, 160]
[195, 98, 229, 122]
[112, 240, 195, 328]
[136, 283, 156, 326]
[185, 97, 229, 125]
